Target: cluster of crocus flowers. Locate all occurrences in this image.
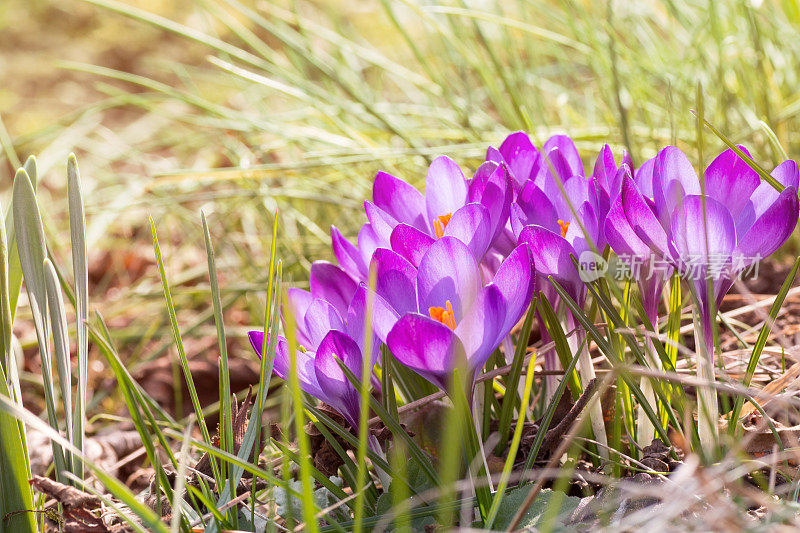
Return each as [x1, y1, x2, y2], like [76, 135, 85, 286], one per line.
[610, 145, 799, 446]
[249, 131, 799, 457]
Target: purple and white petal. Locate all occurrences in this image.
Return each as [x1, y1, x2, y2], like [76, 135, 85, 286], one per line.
[303, 298, 345, 348]
[357, 224, 381, 267]
[373, 171, 427, 230]
[425, 156, 468, 225]
[309, 261, 358, 317]
[542, 135, 583, 177]
[518, 225, 584, 303]
[285, 287, 315, 348]
[498, 131, 540, 188]
[364, 201, 397, 246]
[387, 313, 465, 391]
[331, 225, 368, 281]
[443, 203, 492, 260]
[620, 177, 671, 259]
[669, 195, 736, 279]
[469, 162, 512, 240]
[417, 236, 482, 322]
[735, 187, 799, 269]
[314, 331, 363, 427]
[249, 332, 326, 401]
[454, 285, 506, 370]
[512, 181, 558, 236]
[652, 146, 700, 222]
[345, 284, 400, 356]
[490, 244, 535, 334]
[703, 148, 760, 219]
[390, 223, 435, 268]
[370, 248, 418, 316]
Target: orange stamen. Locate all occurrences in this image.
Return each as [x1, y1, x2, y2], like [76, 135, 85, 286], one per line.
[429, 300, 456, 330]
[557, 219, 570, 238]
[433, 213, 453, 239]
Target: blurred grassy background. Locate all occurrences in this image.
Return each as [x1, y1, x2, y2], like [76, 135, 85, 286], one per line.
[3, 0, 800, 413]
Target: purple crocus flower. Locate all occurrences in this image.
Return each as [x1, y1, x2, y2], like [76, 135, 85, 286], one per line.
[616, 145, 799, 353]
[614, 145, 798, 446]
[487, 132, 584, 192]
[604, 164, 674, 323]
[365, 156, 513, 269]
[370, 236, 534, 397]
[248, 283, 395, 429]
[488, 131, 630, 265]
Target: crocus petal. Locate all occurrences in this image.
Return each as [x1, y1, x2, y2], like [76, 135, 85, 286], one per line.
[373, 171, 427, 230]
[303, 298, 345, 348]
[286, 287, 313, 319]
[249, 332, 326, 400]
[739, 160, 800, 234]
[518, 225, 583, 303]
[443, 203, 492, 260]
[486, 145, 503, 164]
[772, 159, 800, 191]
[387, 313, 465, 391]
[425, 155, 468, 225]
[652, 146, 700, 223]
[604, 196, 652, 259]
[562, 176, 598, 213]
[735, 187, 799, 268]
[390, 223, 434, 268]
[357, 224, 381, 267]
[370, 248, 418, 316]
[309, 261, 358, 317]
[670, 195, 736, 273]
[417, 236, 481, 322]
[331, 225, 368, 281]
[562, 201, 599, 257]
[537, 148, 575, 190]
[285, 288, 315, 348]
[314, 330, 363, 427]
[592, 144, 617, 193]
[248, 330, 265, 359]
[455, 285, 505, 370]
[364, 201, 397, 246]
[703, 147, 760, 219]
[490, 244, 535, 334]
[511, 181, 558, 236]
[542, 135, 583, 177]
[670, 195, 737, 318]
[620, 176, 671, 258]
[345, 284, 399, 355]
[498, 131, 540, 188]
[634, 156, 656, 198]
[469, 161, 512, 241]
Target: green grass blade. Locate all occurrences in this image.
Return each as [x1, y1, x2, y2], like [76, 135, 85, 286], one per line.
[549, 277, 676, 446]
[539, 296, 582, 400]
[0, 198, 13, 376]
[521, 323, 584, 473]
[282, 290, 319, 533]
[495, 300, 536, 455]
[0, 394, 171, 533]
[67, 153, 89, 484]
[486, 355, 537, 527]
[150, 217, 221, 485]
[200, 212, 236, 527]
[354, 272, 376, 533]
[729, 256, 800, 430]
[0, 363, 36, 533]
[44, 258, 75, 478]
[693, 112, 785, 193]
[7, 156, 37, 321]
[12, 168, 69, 483]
